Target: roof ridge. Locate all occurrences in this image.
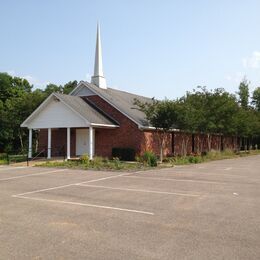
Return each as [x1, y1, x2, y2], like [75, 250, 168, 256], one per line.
[83, 81, 152, 100]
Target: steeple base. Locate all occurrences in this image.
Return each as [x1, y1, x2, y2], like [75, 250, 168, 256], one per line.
[91, 75, 107, 89]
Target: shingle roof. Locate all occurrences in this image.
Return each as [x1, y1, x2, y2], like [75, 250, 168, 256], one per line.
[78, 82, 152, 127]
[54, 93, 118, 126]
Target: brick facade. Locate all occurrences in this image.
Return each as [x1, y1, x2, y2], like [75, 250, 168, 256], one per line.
[37, 94, 238, 158]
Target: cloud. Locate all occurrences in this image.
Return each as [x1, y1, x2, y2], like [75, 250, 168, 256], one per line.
[226, 72, 244, 83]
[242, 51, 260, 69]
[7, 70, 16, 76]
[5, 70, 49, 88]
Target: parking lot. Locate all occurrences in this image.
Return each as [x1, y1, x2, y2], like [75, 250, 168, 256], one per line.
[0, 155, 259, 259]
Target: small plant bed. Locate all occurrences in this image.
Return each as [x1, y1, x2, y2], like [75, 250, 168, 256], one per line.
[35, 150, 260, 170]
[163, 149, 260, 166]
[0, 153, 8, 165]
[36, 156, 150, 171]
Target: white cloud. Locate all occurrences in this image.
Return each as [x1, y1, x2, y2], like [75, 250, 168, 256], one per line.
[226, 72, 244, 83]
[5, 70, 49, 88]
[242, 51, 260, 69]
[7, 70, 16, 76]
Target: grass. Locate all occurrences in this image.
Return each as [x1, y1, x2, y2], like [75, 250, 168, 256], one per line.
[36, 156, 148, 171]
[164, 149, 260, 166]
[22, 149, 260, 170]
[0, 153, 8, 165]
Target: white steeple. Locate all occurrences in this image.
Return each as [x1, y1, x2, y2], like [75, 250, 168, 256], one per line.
[91, 23, 107, 89]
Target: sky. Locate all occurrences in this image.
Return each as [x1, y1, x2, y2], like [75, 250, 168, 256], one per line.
[1, 0, 260, 99]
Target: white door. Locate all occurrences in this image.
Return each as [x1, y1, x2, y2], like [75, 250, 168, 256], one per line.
[76, 129, 89, 156]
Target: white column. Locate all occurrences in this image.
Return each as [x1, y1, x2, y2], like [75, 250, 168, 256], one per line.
[28, 128, 32, 158]
[47, 128, 51, 159]
[89, 126, 93, 160]
[67, 127, 71, 160]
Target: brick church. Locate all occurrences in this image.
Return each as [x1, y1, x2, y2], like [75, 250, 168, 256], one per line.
[21, 25, 237, 160]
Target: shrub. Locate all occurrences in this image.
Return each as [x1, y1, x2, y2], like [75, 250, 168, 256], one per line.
[222, 149, 234, 156]
[142, 151, 157, 167]
[112, 147, 135, 161]
[204, 150, 221, 159]
[187, 155, 202, 164]
[90, 156, 104, 168]
[112, 157, 121, 169]
[80, 154, 90, 166]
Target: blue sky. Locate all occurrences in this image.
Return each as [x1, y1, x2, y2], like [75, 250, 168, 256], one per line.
[1, 0, 260, 99]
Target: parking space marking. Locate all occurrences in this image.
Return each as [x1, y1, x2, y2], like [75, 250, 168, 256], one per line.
[0, 166, 27, 171]
[77, 184, 201, 197]
[0, 169, 67, 181]
[224, 167, 232, 171]
[13, 172, 131, 197]
[122, 175, 227, 184]
[13, 195, 154, 215]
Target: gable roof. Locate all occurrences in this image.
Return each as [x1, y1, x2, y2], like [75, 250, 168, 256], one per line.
[54, 93, 118, 127]
[21, 93, 118, 128]
[71, 81, 152, 127]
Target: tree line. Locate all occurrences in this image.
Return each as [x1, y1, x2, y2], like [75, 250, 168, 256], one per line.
[0, 72, 77, 153]
[0, 72, 260, 156]
[134, 79, 260, 161]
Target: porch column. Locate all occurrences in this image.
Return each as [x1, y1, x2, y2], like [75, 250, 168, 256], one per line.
[47, 128, 51, 159]
[89, 126, 93, 160]
[67, 127, 71, 160]
[28, 128, 32, 159]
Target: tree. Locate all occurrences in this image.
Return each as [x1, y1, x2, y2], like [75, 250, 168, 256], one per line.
[0, 73, 46, 152]
[252, 87, 260, 112]
[134, 98, 178, 162]
[44, 83, 62, 96]
[238, 78, 250, 109]
[63, 80, 78, 94]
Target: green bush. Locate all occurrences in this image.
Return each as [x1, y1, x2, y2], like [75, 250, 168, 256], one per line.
[112, 147, 135, 161]
[0, 153, 7, 160]
[112, 157, 121, 169]
[142, 151, 157, 167]
[80, 154, 90, 166]
[187, 155, 202, 164]
[90, 156, 104, 168]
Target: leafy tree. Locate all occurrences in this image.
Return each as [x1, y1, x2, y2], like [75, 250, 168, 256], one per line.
[238, 78, 250, 109]
[44, 83, 62, 96]
[134, 98, 177, 162]
[252, 87, 260, 112]
[0, 73, 46, 152]
[63, 80, 78, 94]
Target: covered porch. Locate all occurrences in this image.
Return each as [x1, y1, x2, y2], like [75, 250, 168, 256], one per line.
[29, 127, 95, 160]
[21, 93, 119, 160]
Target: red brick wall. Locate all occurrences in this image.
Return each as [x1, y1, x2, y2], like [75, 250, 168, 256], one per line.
[86, 95, 144, 157]
[38, 128, 76, 157]
[141, 131, 172, 156]
[37, 95, 239, 158]
[87, 96, 173, 158]
[173, 132, 193, 155]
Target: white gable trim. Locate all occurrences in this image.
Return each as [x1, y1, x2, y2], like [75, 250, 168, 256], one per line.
[21, 93, 55, 127]
[21, 93, 90, 128]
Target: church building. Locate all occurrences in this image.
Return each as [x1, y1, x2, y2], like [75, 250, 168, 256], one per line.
[21, 25, 237, 160]
[21, 25, 172, 160]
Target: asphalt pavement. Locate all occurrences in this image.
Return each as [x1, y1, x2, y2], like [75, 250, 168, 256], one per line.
[0, 155, 259, 259]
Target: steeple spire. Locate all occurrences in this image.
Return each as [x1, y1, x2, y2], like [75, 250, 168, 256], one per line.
[91, 23, 107, 89]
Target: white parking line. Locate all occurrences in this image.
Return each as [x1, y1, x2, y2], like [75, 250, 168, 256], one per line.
[0, 169, 67, 181]
[77, 184, 200, 197]
[0, 166, 27, 171]
[13, 172, 131, 197]
[121, 175, 227, 184]
[13, 195, 154, 215]
[224, 167, 232, 171]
